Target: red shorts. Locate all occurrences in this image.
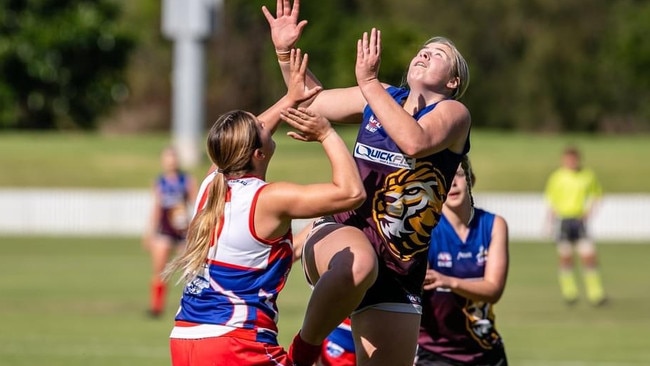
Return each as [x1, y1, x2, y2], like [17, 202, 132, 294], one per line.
[170, 336, 291, 366]
[318, 339, 356, 366]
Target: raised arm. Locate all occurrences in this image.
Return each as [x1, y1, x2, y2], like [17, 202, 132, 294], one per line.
[265, 106, 365, 218]
[355, 28, 470, 157]
[262, 0, 319, 92]
[262, 0, 367, 123]
[206, 48, 321, 175]
[254, 105, 365, 239]
[252, 50, 364, 237]
[257, 49, 322, 133]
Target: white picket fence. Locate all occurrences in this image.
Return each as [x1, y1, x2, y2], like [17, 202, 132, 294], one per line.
[0, 189, 648, 241]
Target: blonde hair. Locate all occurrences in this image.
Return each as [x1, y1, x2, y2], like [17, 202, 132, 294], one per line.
[424, 36, 470, 100]
[163, 110, 262, 284]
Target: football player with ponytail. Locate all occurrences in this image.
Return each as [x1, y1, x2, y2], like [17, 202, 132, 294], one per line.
[163, 50, 365, 366]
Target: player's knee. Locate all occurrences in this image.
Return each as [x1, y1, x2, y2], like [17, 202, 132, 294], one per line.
[576, 239, 596, 257]
[350, 252, 378, 290]
[330, 250, 377, 292]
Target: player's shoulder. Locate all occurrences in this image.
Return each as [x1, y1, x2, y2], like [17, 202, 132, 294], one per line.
[492, 213, 508, 229]
[476, 208, 505, 225]
[436, 99, 470, 117]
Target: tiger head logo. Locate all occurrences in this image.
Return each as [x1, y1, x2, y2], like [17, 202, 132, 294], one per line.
[373, 162, 447, 261]
[463, 300, 499, 348]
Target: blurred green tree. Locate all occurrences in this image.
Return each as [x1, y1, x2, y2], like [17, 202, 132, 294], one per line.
[597, 1, 650, 132]
[0, 0, 134, 130]
[110, 0, 650, 134]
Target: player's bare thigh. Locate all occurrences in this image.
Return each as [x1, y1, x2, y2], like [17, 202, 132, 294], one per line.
[352, 308, 420, 366]
[303, 224, 377, 286]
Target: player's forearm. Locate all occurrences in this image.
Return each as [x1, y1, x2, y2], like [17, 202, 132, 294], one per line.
[257, 94, 297, 134]
[449, 278, 505, 304]
[358, 79, 430, 156]
[321, 131, 365, 203]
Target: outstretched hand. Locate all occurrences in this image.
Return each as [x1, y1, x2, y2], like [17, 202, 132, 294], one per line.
[356, 28, 382, 87]
[286, 49, 322, 104]
[281, 107, 333, 143]
[262, 0, 307, 51]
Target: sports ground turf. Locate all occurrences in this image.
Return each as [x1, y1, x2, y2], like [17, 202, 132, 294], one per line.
[1, 236, 648, 366]
[1, 131, 649, 364]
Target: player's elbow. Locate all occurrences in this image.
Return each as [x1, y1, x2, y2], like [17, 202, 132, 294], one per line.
[399, 142, 423, 158]
[345, 188, 366, 210]
[400, 140, 441, 159]
[485, 286, 506, 304]
[325, 188, 366, 213]
[486, 294, 502, 304]
[322, 186, 366, 214]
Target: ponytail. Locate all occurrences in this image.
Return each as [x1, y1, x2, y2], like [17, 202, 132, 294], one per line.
[162, 110, 261, 284]
[162, 172, 228, 284]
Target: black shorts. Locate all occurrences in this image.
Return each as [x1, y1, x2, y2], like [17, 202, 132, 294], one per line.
[557, 218, 586, 242]
[415, 346, 508, 366]
[354, 257, 423, 313]
[305, 217, 423, 314]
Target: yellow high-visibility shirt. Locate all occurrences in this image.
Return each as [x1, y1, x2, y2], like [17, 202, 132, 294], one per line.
[544, 167, 602, 218]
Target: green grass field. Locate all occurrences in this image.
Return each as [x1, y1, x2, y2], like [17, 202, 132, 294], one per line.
[1, 130, 649, 365]
[1, 236, 649, 366]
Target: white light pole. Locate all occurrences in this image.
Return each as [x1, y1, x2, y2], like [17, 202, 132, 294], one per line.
[162, 0, 222, 168]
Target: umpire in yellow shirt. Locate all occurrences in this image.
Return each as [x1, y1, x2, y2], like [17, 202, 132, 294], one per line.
[544, 145, 607, 306]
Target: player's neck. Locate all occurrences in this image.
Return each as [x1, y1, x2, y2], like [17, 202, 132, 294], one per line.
[443, 203, 473, 229]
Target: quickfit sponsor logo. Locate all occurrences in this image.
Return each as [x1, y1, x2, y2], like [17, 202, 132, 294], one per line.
[354, 143, 415, 169]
